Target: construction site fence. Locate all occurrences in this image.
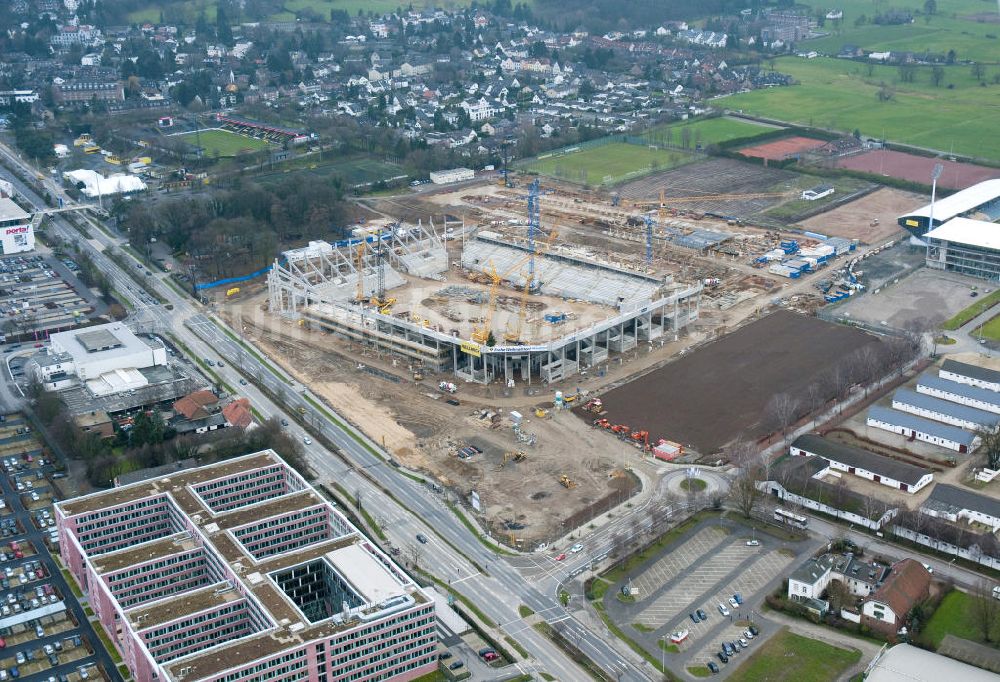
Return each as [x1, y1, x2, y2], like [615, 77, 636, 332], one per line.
[816, 307, 908, 339]
[195, 263, 274, 290]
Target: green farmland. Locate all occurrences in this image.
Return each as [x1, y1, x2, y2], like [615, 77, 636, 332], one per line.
[721, 57, 1000, 162]
[802, 0, 1000, 63]
[523, 142, 695, 186]
[174, 129, 274, 157]
[640, 117, 774, 148]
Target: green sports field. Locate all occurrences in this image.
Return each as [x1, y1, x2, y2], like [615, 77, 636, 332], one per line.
[523, 142, 695, 186]
[174, 129, 274, 157]
[722, 57, 1000, 162]
[640, 117, 774, 148]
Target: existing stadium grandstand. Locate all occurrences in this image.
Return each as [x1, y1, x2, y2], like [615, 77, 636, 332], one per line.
[898, 179, 1000, 239]
[215, 114, 312, 145]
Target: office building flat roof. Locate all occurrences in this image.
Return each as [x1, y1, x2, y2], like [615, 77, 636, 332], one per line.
[893, 388, 1000, 428]
[791, 433, 931, 486]
[866, 643, 998, 682]
[56, 450, 430, 682]
[924, 217, 1000, 251]
[868, 406, 977, 446]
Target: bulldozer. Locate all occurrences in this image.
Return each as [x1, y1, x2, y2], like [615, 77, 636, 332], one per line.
[534, 407, 550, 419]
[559, 474, 577, 489]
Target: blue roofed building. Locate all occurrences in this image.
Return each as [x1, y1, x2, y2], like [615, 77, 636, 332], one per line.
[915, 373, 1000, 414]
[866, 406, 980, 453]
[892, 388, 1000, 431]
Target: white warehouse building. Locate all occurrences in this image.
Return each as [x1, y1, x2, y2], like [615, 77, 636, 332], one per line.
[0, 198, 35, 255]
[922, 484, 1000, 532]
[867, 406, 980, 454]
[939, 359, 1000, 393]
[892, 388, 1000, 431]
[916, 373, 1000, 414]
[429, 167, 475, 184]
[32, 323, 167, 393]
[790, 434, 934, 494]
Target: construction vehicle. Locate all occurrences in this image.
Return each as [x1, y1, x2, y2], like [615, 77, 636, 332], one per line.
[559, 474, 577, 489]
[582, 398, 603, 414]
[438, 381, 457, 393]
[534, 407, 549, 419]
[630, 430, 650, 450]
[498, 451, 527, 469]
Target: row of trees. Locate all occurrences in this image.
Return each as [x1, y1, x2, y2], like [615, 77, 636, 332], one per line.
[31, 377, 308, 487]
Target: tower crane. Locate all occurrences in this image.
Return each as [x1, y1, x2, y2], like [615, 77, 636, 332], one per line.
[504, 228, 559, 343]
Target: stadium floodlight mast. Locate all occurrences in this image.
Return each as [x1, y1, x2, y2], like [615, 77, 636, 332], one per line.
[928, 162, 943, 234]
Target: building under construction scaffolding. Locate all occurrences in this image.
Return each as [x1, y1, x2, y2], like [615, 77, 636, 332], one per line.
[267, 222, 702, 385]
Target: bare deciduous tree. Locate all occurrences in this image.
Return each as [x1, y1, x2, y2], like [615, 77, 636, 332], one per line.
[975, 426, 1000, 470]
[727, 438, 765, 519]
[972, 579, 999, 643]
[764, 392, 801, 443]
[405, 542, 424, 569]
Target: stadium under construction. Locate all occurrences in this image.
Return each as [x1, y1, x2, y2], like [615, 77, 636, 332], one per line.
[266, 214, 702, 386]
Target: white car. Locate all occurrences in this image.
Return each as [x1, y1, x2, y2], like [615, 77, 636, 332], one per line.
[718, 603, 730, 617]
[569, 543, 584, 553]
[303, 436, 312, 445]
[728, 596, 739, 609]
[746, 539, 760, 546]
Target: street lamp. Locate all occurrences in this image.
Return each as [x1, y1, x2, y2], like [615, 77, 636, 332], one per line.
[928, 162, 943, 237]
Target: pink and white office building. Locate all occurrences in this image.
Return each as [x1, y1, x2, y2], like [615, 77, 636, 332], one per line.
[55, 450, 437, 682]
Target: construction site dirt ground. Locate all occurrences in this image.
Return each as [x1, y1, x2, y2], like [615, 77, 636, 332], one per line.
[831, 268, 983, 330]
[225, 299, 650, 546]
[582, 309, 882, 456]
[796, 187, 920, 244]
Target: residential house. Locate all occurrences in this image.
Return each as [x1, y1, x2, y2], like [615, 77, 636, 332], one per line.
[861, 559, 931, 636]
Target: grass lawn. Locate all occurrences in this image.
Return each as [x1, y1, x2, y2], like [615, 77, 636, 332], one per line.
[524, 142, 695, 186]
[726, 628, 861, 682]
[680, 478, 707, 492]
[943, 289, 1000, 330]
[641, 116, 774, 148]
[923, 589, 995, 648]
[257, 155, 405, 188]
[802, 0, 1000, 63]
[174, 129, 273, 157]
[269, 0, 475, 20]
[721, 57, 1000, 162]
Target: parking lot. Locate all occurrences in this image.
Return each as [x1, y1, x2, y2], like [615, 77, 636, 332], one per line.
[0, 254, 101, 341]
[0, 414, 117, 682]
[600, 515, 818, 677]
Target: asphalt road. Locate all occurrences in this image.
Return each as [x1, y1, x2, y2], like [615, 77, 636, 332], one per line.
[0, 146, 632, 680]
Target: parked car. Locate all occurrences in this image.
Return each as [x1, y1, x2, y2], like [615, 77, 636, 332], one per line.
[708, 662, 720, 674]
[689, 612, 700, 624]
[416, 534, 428, 544]
[718, 603, 730, 617]
[717, 651, 728, 664]
[728, 596, 738, 609]
[448, 661, 464, 671]
[570, 543, 583, 553]
[696, 609, 707, 621]
[733, 592, 743, 605]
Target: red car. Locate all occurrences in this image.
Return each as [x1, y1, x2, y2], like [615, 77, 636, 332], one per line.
[0, 637, 5, 648]
[554, 553, 566, 561]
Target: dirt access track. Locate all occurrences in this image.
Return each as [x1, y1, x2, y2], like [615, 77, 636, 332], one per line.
[583, 310, 881, 455]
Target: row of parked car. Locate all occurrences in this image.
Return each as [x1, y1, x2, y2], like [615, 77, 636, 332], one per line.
[689, 593, 743, 624]
[705, 624, 760, 674]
